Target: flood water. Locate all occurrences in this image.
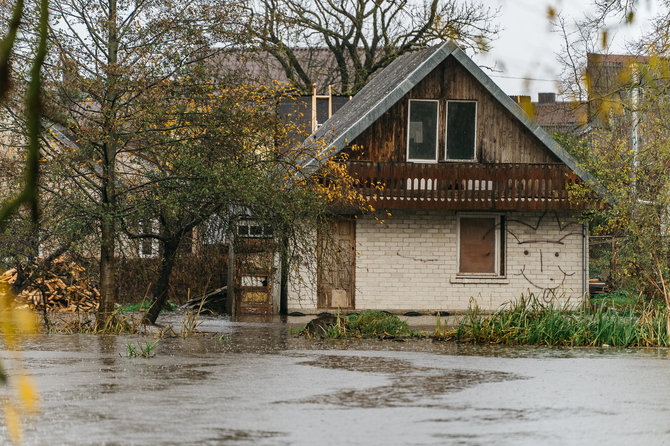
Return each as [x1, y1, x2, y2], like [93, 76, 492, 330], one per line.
[3, 314, 670, 445]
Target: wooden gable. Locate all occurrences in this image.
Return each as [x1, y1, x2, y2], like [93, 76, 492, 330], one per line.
[348, 55, 561, 165]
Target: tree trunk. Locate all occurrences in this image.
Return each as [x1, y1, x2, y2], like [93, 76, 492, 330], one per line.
[97, 0, 119, 326]
[98, 218, 116, 319]
[279, 233, 288, 315]
[142, 237, 180, 325]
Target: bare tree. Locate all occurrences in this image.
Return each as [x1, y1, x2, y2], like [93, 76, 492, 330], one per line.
[555, 14, 600, 102]
[38, 0, 238, 322]
[245, 0, 499, 94]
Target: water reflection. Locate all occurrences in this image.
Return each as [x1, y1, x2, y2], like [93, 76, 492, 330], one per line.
[288, 355, 522, 408]
[97, 336, 117, 367]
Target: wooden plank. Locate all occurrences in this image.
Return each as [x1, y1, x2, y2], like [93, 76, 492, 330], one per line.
[529, 165, 538, 210]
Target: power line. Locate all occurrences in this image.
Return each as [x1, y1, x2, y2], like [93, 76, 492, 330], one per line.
[489, 73, 559, 82]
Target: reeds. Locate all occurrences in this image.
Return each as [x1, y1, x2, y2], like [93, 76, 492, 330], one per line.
[180, 289, 205, 337]
[46, 311, 142, 335]
[126, 339, 159, 358]
[435, 293, 669, 347]
[319, 311, 415, 339]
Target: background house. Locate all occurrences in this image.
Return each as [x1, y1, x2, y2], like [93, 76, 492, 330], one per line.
[512, 93, 589, 137]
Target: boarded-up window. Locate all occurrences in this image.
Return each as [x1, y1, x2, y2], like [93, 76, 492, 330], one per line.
[407, 100, 438, 161]
[446, 101, 477, 160]
[459, 216, 498, 274]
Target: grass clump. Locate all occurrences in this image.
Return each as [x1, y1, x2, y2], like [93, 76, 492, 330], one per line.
[47, 311, 143, 335]
[117, 300, 178, 313]
[435, 293, 668, 347]
[304, 311, 415, 339]
[126, 339, 159, 358]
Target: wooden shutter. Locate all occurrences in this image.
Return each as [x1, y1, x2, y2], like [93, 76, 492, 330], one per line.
[459, 217, 495, 273]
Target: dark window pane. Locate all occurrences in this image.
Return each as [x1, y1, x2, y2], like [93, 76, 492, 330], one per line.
[447, 102, 476, 160]
[250, 224, 263, 236]
[141, 240, 153, 256]
[140, 219, 154, 256]
[459, 217, 495, 273]
[316, 97, 330, 126]
[408, 100, 438, 160]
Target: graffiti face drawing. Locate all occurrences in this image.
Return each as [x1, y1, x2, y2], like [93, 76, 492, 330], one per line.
[509, 212, 579, 302]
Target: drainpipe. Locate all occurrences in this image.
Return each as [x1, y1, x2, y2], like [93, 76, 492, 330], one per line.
[582, 220, 589, 306]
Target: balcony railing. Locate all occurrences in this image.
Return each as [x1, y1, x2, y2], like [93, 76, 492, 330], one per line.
[348, 161, 582, 210]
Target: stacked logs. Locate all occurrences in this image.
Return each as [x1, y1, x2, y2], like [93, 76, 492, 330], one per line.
[0, 258, 100, 312]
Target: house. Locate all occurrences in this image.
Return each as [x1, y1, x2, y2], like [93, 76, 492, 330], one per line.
[282, 41, 597, 314]
[586, 53, 649, 110]
[585, 52, 660, 135]
[511, 93, 589, 137]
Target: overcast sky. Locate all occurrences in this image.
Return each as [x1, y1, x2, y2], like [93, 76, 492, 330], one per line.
[472, 0, 661, 99]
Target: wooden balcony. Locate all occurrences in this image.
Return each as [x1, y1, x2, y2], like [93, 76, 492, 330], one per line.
[347, 161, 582, 210]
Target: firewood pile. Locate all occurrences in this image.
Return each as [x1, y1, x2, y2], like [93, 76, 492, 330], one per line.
[0, 259, 100, 312]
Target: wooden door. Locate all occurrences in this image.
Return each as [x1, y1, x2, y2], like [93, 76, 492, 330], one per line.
[235, 249, 274, 315]
[317, 217, 356, 309]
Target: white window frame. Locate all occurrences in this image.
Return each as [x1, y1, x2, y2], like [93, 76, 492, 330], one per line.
[406, 99, 440, 163]
[237, 218, 273, 239]
[138, 218, 159, 259]
[456, 213, 504, 277]
[445, 100, 477, 162]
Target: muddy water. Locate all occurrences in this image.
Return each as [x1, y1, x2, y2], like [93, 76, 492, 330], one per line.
[3, 314, 670, 445]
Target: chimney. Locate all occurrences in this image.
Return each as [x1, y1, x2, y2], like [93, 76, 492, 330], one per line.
[510, 95, 534, 118]
[510, 95, 531, 105]
[538, 92, 556, 103]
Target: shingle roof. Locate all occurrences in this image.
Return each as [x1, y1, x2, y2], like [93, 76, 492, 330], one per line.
[300, 41, 603, 194]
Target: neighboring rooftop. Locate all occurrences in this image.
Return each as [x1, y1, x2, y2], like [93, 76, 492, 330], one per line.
[511, 93, 588, 136]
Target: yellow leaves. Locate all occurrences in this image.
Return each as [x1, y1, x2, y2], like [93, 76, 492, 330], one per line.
[3, 401, 21, 444]
[16, 375, 39, 414]
[546, 6, 556, 21]
[12, 310, 37, 337]
[596, 97, 624, 120]
[2, 372, 40, 445]
[0, 284, 41, 444]
[617, 64, 633, 85]
[0, 284, 38, 347]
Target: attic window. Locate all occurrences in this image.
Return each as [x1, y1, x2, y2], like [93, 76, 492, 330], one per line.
[446, 101, 477, 161]
[407, 99, 438, 162]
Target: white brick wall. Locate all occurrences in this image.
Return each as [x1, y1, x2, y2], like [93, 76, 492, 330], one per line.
[288, 210, 587, 313]
[286, 229, 319, 311]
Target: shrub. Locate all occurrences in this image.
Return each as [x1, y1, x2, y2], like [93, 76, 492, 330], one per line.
[303, 311, 415, 339]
